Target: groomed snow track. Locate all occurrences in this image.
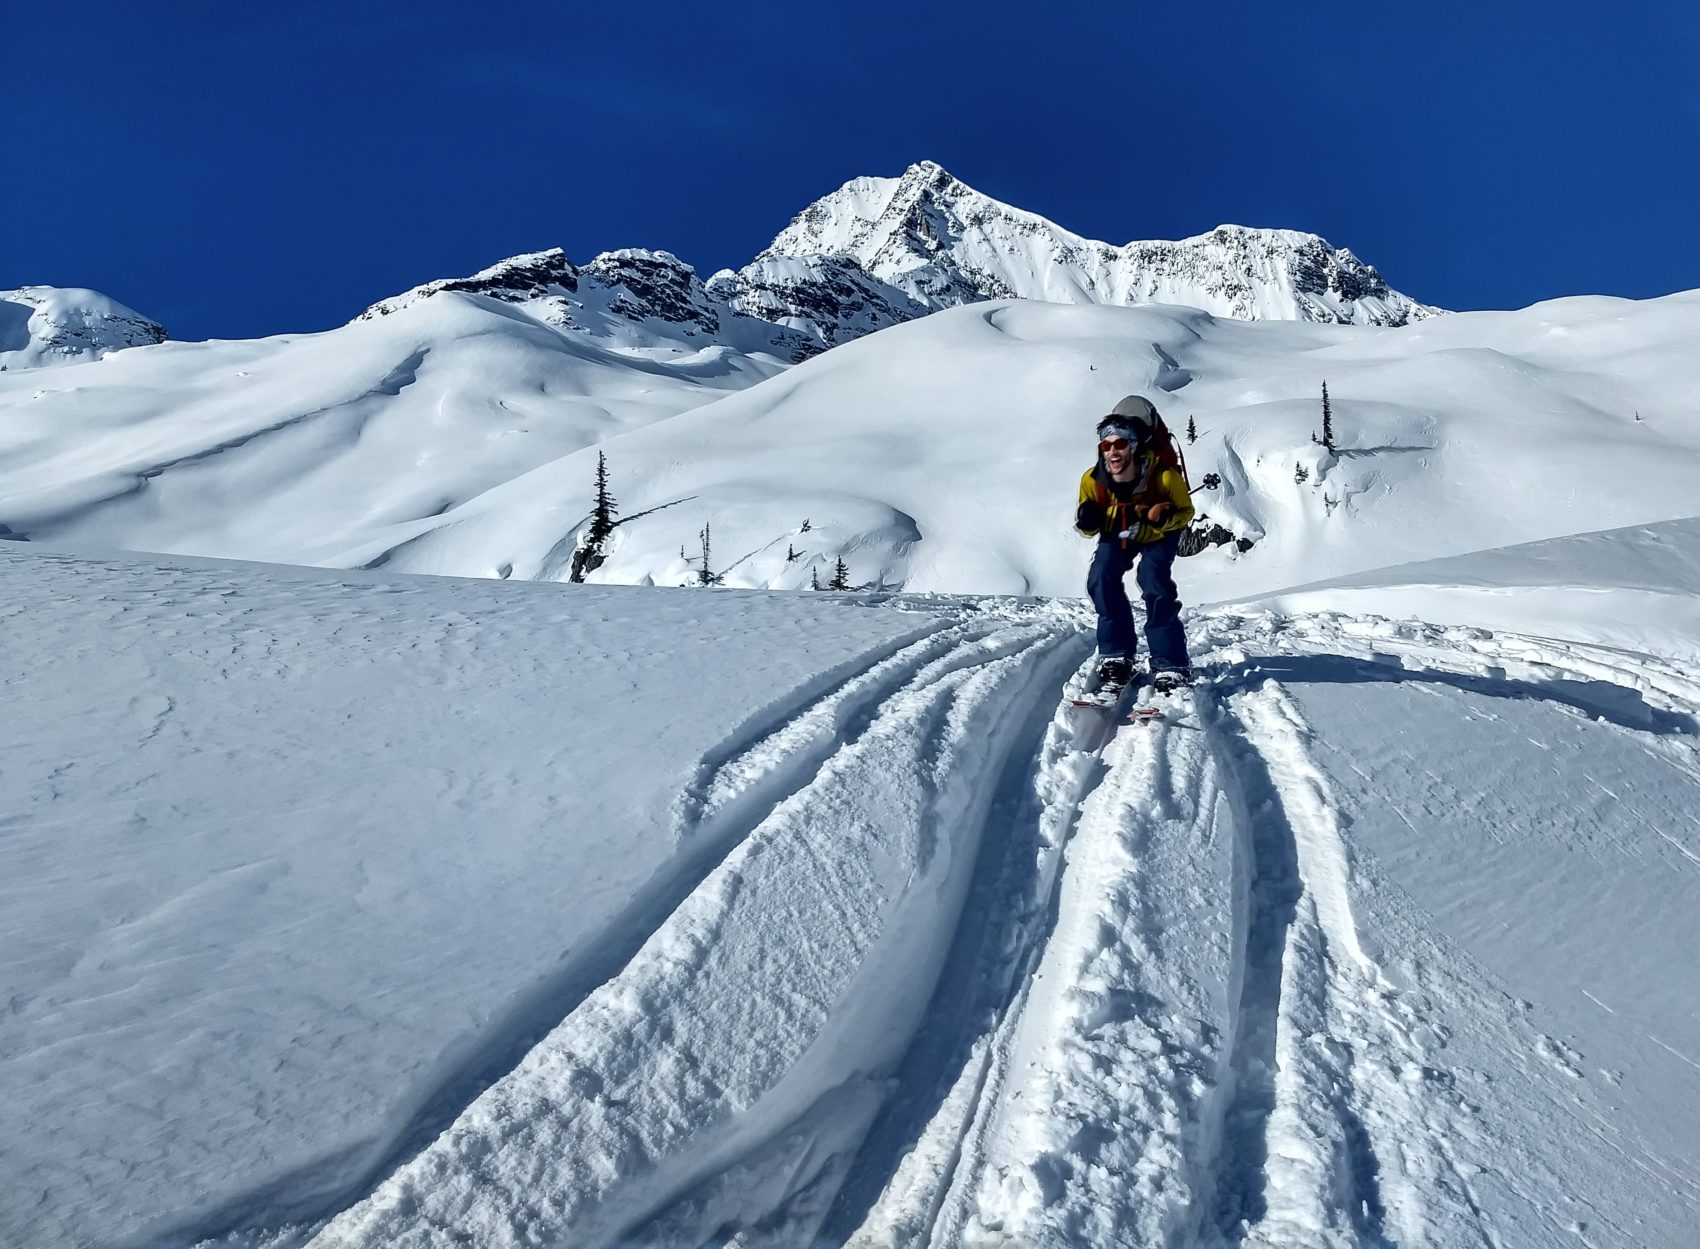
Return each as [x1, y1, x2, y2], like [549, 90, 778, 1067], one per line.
[217, 604, 1698, 1249]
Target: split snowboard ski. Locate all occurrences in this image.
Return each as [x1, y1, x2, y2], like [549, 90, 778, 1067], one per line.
[1069, 672, 1194, 725]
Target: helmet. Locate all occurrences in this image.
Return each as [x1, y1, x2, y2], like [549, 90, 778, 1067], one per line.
[1097, 395, 1160, 446]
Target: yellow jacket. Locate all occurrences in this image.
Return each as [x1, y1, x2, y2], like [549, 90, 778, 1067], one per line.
[1076, 455, 1195, 546]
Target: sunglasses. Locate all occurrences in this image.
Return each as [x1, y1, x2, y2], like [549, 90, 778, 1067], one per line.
[1098, 437, 1131, 453]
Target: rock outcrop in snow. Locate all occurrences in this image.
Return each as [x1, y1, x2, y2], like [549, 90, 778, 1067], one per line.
[363, 247, 817, 360]
[0, 286, 166, 371]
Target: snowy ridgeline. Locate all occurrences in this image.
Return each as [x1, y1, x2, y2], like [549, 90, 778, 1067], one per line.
[0, 285, 166, 370]
[4, 531, 1700, 1248]
[2, 289, 1698, 608]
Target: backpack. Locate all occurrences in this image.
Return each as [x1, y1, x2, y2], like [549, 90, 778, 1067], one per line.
[1148, 415, 1191, 485]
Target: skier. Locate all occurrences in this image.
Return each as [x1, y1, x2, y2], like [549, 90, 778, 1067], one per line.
[1074, 395, 1195, 696]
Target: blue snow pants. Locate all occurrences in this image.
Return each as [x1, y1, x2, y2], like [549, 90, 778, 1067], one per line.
[1087, 532, 1191, 673]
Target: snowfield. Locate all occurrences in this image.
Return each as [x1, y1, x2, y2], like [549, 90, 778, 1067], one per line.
[5, 524, 1698, 1247]
[4, 291, 1699, 605]
[5, 250, 1700, 1245]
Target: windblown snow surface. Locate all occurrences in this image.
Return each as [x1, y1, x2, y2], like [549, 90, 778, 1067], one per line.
[6, 516, 1699, 1247]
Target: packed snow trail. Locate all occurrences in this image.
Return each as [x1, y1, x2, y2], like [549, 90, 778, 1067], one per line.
[835, 611, 1699, 1249]
[308, 615, 1082, 1248]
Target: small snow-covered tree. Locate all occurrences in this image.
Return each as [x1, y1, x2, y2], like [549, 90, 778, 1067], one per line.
[829, 556, 851, 591]
[800, 518, 812, 533]
[697, 523, 716, 585]
[1186, 415, 1197, 444]
[786, 543, 799, 562]
[810, 566, 821, 591]
[1321, 381, 1335, 452]
[1295, 463, 1309, 484]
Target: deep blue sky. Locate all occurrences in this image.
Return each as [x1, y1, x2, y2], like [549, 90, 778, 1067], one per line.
[7, 2, 1698, 340]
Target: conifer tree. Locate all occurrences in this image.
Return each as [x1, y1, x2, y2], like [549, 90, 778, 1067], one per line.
[569, 450, 620, 582]
[786, 543, 799, 562]
[1186, 415, 1197, 444]
[811, 567, 821, 591]
[829, 555, 851, 591]
[587, 451, 617, 552]
[1295, 462, 1309, 484]
[1321, 381, 1336, 452]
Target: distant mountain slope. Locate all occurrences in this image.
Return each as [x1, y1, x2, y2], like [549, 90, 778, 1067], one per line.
[0, 286, 166, 370]
[0, 293, 787, 567]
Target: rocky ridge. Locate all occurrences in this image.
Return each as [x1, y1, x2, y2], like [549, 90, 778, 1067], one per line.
[365, 162, 1444, 363]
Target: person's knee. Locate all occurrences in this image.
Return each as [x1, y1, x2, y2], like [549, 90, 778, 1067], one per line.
[1088, 550, 1120, 596]
[1147, 599, 1183, 627]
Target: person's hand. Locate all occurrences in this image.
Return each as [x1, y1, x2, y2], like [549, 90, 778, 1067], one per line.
[1075, 499, 1103, 531]
[1145, 501, 1173, 525]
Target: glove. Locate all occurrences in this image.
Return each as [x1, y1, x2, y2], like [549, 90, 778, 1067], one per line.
[1075, 498, 1104, 532]
[1144, 501, 1173, 525]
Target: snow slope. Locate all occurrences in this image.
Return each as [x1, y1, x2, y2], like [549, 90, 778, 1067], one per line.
[0, 546, 946, 1247]
[6, 524, 1699, 1247]
[1233, 515, 1700, 662]
[4, 291, 1697, 602]
[0, 291, 786, 566]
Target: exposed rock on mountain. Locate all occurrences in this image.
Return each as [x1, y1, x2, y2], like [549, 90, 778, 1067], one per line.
[364, 248, 814, 359]
[362, 162, 1442, 363]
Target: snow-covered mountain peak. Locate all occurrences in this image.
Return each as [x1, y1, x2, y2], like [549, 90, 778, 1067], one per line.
[764, 159, 1079, 269]
[0, 286, 166, 371]
[734, 163, 1441, 332]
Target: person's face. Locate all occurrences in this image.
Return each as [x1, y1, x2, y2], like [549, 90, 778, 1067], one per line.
[1100, 436, 1133, 475]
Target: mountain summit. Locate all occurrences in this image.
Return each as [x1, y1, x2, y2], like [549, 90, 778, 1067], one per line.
[706, 161, 1441, 348]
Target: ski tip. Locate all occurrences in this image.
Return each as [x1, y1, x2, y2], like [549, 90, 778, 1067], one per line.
[1069, 697, 1118, 711]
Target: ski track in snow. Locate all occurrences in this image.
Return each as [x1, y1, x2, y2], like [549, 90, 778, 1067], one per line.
[1194, 682, 1485, 1249]
[155, 601, 1700, 1247]
[304, 613, 1083, 1249]
[835, 609, 1698, 1249]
